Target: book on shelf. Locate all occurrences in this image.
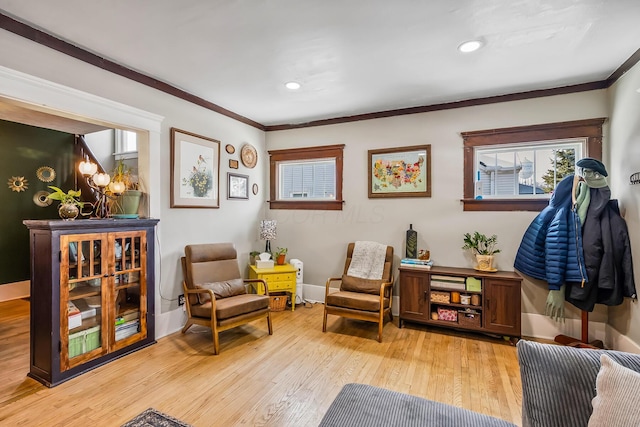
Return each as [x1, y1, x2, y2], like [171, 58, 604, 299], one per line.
[400, 258, 432, 265]
[68, 301, 80, 316]
[400, 262, 432, 270]
[430, 275, 465, 283]
[430, 280, 466, 290]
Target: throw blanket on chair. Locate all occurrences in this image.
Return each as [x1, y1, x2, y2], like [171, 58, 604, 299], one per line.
[347, 241, 387, 280]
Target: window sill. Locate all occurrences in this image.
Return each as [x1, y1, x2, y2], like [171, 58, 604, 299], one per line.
[461, 198, 548, 212]
[268, 200, 343, 211]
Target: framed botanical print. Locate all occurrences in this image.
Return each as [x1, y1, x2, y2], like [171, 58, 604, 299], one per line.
[170, 128, 220, 208]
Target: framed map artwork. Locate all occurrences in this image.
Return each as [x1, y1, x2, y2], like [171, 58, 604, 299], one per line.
[368, 144, 431, 198]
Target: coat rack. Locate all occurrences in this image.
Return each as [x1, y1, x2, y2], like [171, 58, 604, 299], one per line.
[553, 175, 604, 349]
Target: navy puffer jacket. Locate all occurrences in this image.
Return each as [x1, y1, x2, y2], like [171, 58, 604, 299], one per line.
[514, 175, 587, 290]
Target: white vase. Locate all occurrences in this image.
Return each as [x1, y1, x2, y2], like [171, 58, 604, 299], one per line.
[475, 254, 495, 271]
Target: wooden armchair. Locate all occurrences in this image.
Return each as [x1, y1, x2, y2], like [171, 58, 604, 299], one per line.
[181, 243, 272, 354]
[322, 242, 394, 342]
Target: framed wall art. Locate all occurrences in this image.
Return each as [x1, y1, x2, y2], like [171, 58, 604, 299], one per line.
[368, 144, 431, 198]
[227, 172, 249, 200]
[170, 128, 220, 208]
[229, 159, 239, 169]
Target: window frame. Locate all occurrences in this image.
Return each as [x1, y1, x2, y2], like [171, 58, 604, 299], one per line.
[268, 144, 344, 210]
[461, 118, 605, 212]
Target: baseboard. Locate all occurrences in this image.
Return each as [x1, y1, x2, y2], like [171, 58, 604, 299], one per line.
[606, 324, 640, 353]
[0, 281, 30, 302]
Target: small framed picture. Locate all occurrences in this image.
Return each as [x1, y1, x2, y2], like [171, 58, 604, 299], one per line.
[227, 172, 249, 200]
[229, 159, 239, 169]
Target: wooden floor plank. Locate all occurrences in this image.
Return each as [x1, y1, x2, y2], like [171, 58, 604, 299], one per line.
[0, 300, 523, 426]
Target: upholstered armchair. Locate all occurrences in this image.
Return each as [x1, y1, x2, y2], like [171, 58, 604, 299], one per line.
[181, 243, 273, 354]
[323, 242, 394, 342]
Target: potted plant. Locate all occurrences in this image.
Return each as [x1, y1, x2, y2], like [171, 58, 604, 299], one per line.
[462, 232, 500, 271]
[273, 247, 287, 265]
[47, 186, 86, 220]
[249, 251, 261, 265]
[107, 159, 142, 218]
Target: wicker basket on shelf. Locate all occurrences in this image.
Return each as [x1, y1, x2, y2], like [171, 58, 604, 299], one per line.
[269, 292, 288, 311]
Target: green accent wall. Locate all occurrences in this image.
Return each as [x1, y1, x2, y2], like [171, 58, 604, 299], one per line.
[0, 119, 75, 284]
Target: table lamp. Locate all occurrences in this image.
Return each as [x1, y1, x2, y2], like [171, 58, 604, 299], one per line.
[259, 220, 277, 253]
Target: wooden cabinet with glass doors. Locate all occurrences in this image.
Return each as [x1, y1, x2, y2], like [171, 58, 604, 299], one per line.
[24, 218, 159, 387]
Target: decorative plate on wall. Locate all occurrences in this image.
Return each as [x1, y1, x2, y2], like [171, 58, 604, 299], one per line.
[240, 144, 257, 169]
[7, 176, 28, 192]
[33, 190, 53, 207]
[252, 183, 259, 195]
[225, 144, 235, 154]
[36, 166, 56, 182]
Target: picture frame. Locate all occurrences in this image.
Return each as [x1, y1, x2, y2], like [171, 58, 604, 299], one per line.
[368, 144, 431, 198]
[170, 128, 220, 208]
[229, 159, 239, 169]
[227, 172, 249, 200]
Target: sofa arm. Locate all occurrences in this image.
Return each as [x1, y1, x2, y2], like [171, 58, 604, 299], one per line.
[517, 340, 640, 427]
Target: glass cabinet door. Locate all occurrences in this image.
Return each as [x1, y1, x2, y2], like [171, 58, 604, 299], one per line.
[111, 231, 147, 351]
[60, 233, 108, 371]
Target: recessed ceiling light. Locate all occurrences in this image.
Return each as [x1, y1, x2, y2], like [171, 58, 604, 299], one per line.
[285, 81, 301, 90]
[458, 40, 483, 53]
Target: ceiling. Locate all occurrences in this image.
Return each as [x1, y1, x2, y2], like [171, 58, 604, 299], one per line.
[0, 0, 639, 128]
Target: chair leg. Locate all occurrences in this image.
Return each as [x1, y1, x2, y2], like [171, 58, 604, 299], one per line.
[388, 310, 393, 322]
[378, 320, 383, 343]
[266, 312, 273, 335]
[181, 320, 193, 334]
[322, 306, 328, 332]
[211, 318, 220, 355]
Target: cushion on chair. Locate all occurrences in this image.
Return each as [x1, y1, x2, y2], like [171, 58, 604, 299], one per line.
[191, 293, 270, 320]
[326, 290, 390, 312]
[340, 274, 385, 295]
[185, 243, 242, 285]
[195, 278, 246, 303]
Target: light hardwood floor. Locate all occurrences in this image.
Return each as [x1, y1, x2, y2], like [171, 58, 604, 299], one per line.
[0, 299, 523, 426]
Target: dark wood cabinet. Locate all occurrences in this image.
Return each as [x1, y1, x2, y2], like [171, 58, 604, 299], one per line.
[23, 218, 159, 387]
[399, 266, 522, 340]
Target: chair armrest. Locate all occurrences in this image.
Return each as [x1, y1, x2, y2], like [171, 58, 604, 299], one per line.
[325, 277, 342, 299]
[244, 278, 269, 295]
[379, 278, 395, 298]
[183, 285, 217, 316]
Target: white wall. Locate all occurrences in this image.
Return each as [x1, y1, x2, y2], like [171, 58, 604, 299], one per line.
[84, 129, 115, 173]
[266, 90, 611, 339]
[607, 60, 640, 347]
[0, 30, 266, 338]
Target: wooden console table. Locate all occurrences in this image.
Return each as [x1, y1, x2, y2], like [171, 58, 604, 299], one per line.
[399, 265, 522, 341]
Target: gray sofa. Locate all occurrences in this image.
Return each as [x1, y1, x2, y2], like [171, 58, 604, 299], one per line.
[319, 340, 640, 427]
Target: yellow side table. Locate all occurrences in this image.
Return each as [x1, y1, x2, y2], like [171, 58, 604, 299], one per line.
[248, 263, 297, 311]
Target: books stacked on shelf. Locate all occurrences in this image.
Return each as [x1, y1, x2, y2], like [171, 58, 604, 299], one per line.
[430, 275, 466, 291]
[115, 311, 140, 340]
[68, 301, 82, 329]
[400, 258, 433, 269]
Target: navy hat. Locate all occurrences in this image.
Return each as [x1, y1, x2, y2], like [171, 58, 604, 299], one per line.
[577, 157, 608, 177]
